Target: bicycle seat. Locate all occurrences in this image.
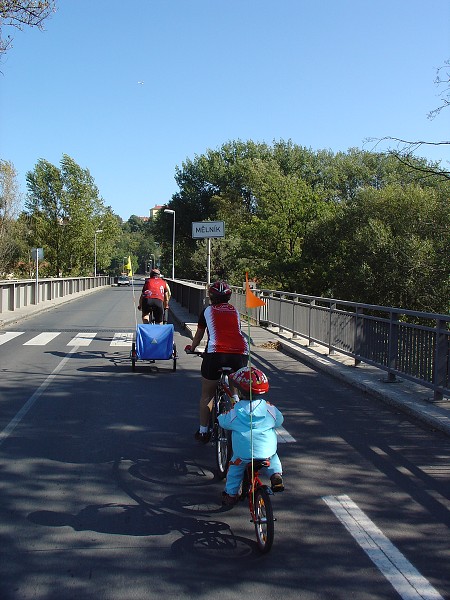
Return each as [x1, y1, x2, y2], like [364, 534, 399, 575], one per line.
[218, 367, 234, 374]
[248, 459, 271, 471]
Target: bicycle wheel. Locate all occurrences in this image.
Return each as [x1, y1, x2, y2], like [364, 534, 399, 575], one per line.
[253, 487, 274, 553]
[216, 424, 231, 479]
[172, 343, 177, 371]
[131, 342, 136, 372]
[215, 391, 232, 478]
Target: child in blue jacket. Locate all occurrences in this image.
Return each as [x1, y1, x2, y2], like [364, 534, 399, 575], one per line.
[218, 366, 284, 506]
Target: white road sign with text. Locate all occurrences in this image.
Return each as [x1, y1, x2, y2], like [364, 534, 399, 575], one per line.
[192, 221, 225, 239]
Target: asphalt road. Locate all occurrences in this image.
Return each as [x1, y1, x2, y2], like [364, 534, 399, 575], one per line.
[0, 285, 449, 600]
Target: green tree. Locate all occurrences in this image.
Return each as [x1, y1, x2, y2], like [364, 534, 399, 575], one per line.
[25, 154, 121, 276]
[301, 183, 449, 313]
[0, 159, 22, 275]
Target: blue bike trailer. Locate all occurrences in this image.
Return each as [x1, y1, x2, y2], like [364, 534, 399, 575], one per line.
[131, 324, 177, 371]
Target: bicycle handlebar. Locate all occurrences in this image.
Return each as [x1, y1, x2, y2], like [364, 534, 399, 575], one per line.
[184, 345, 204, 356]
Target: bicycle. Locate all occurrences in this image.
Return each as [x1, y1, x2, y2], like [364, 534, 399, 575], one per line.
[240, 458, 275, 553]
[186, 349, 234, 479]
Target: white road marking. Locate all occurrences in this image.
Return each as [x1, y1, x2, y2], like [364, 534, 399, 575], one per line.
[0, 346, 79, 447]
[0, 332, 24, 345]
[276, 426, 296, 443]
[111, 332, 133, 346]
[24, 332, 61, 345]
[67, 332, 97, 346]
[323, 494, 444, 600]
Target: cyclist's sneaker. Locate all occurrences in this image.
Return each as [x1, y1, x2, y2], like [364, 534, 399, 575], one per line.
[194, 429, 211, 444]
[270, 473, 284, 492]
[221, 492, 239, 506]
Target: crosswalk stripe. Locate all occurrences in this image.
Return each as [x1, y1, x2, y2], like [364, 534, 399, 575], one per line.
[111, 332, 134, 346]
[24, 332, 61, 345]
[67, 332, 97, 346]
[0, 331, 137, 347]
[0, 332, 24, 345]
[276, 426, 296, 443]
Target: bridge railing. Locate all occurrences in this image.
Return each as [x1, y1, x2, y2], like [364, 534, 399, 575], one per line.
[0, 276, 110, 316]
[168, 279, 449, 402]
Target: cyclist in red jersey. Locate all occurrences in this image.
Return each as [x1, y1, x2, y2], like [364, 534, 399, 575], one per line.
[138, 268, 170, 324]
[185, 281, 249, 443]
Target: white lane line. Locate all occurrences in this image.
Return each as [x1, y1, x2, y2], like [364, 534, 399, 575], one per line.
[0, 332, 24, 345]
[24, 332, 61, 345]
[276, 426, 296, 443]
[67, 332, 97, 346]
[0, 346, 79, 447]
[111, 332, 133, 347]
[323, 494, 444, 600]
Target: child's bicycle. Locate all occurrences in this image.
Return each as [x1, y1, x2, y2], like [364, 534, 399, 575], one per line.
[186, 349, 234, 479]
[240, 458, 275, 553]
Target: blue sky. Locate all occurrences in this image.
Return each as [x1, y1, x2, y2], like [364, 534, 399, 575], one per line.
[1, 0, 449, 221]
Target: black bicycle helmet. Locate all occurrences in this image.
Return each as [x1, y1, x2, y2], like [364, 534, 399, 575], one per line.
[208, 280, 232, 303]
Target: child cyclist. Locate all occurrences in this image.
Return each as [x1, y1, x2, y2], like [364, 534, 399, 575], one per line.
[218, 366, 284, 506]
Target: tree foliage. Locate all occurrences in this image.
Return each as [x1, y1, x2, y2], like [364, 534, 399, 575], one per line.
[0, 159, 22, 275]
[24, 154, 121, 276]
[0, 0, 56, 55]
[152, 139, 449, 314]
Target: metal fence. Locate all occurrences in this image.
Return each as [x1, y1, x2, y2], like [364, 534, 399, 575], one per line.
[169, 280, 449, 402]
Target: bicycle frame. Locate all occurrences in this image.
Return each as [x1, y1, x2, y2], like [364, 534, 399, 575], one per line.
[187, 351, 235, 478]
[243, 459, 275, 553]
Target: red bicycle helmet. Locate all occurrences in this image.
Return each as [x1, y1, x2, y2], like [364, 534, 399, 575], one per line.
[208, 280, 232, 303]
[229, 367, 269, 396]
[150, 268, 161, 278]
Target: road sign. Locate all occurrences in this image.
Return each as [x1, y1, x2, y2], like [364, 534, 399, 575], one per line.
[192, 221, 225, 239]
[31, 248, 44, 261]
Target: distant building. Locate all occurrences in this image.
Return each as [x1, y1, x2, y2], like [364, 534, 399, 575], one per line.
[150, 205, 164, 220]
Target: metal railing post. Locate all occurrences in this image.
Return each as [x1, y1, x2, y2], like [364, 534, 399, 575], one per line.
[386, 311, 399, 382]
[433, 318, 447, 401]
[329, 302, 337, 355]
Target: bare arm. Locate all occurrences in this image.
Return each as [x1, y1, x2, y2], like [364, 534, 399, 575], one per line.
[190, 327, 205, 352]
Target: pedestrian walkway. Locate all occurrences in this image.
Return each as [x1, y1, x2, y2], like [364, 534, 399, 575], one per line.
[168, 299, 450, 438]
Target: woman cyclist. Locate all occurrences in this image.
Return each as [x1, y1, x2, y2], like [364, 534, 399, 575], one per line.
[185, 281, 249, 443]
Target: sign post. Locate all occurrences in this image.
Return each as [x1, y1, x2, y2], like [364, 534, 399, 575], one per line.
[192, 221, 225, 287]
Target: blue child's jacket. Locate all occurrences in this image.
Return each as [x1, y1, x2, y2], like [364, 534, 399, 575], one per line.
[218, 398, 284, 459]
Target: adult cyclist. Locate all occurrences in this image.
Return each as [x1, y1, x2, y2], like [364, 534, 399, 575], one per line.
[138, 268, 170, 324]
[185, 280, 249, 443]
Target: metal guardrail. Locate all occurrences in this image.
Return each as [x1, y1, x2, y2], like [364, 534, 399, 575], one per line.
[0, 276, 110, 315]
[168, 279, 449, 402]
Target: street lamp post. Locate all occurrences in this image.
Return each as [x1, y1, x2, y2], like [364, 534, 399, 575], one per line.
[164, 209, 175, 279]
[94, 229, 103, 277]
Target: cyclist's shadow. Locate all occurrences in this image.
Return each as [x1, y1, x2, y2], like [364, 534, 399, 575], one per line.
[27, 454, 257, 556]
[28, 500, 232, 540]
[117, 455, 257, 557]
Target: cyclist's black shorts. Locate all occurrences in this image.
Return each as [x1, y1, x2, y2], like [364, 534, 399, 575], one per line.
[142, 298, 164, 323]
[201, 352, 248, 381]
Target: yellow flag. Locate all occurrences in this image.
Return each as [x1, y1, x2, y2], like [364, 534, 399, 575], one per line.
[245, 272, 265, 308]
[125, 256, 132, 274]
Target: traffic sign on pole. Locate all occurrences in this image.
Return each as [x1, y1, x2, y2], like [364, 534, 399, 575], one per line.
[192, 221, 225, 239]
